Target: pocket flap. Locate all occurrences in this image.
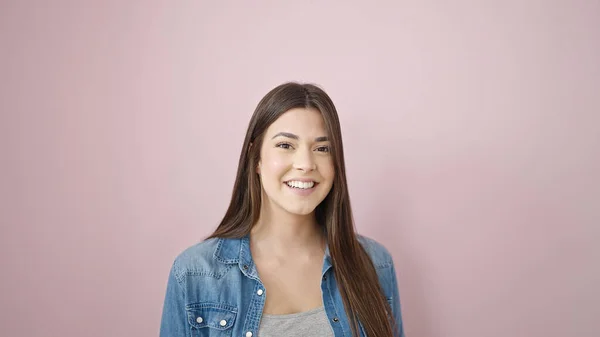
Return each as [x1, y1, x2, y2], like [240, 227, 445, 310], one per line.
[186, 303, 237, 330]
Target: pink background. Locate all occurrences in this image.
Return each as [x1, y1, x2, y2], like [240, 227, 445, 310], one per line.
[1, 1, 599, 336]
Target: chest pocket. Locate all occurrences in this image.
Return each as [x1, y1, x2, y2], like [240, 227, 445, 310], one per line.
[186, 302, 237, 336]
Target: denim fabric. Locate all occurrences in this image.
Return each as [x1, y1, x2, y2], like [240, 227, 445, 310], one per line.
[160, 235, 405, 337]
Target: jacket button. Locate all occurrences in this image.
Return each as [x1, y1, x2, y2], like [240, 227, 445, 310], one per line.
[243, 265, 249, 270]
[196, 316, 203, 323]
[246, 332, 253, 337]
[220, 319, 227, 326]
[257, 289, 264, 296]
[333, 317, 339, 322]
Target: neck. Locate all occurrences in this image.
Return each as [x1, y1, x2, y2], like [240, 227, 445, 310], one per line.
[250, 203, 324, 259]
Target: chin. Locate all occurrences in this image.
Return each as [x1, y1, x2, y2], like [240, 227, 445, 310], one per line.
[283, 205, 318, 216]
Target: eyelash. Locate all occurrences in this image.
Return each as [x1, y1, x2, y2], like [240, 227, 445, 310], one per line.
[276, 142, 293, 149]
[276, 142, 330, 153]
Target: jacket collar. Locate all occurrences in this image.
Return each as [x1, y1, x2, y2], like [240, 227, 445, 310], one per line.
[214, 235, 334, 278]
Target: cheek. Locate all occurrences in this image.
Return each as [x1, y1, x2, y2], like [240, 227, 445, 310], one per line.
[261, 155, 289, 179]
[319, 158, 335, 180]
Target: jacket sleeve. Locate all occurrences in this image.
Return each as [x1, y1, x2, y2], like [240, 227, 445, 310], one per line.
[159, 262, 189, 337]
[390, 262, 406, 337]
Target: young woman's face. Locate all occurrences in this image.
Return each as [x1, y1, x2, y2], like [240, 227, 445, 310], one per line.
[257, 107, 335, 217]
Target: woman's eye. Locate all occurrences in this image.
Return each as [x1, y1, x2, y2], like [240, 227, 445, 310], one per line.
[316, 146, 330, 153]
[276, 143, 292, 149]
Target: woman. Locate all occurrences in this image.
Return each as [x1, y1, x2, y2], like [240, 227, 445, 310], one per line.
[160, 82, 405, 337]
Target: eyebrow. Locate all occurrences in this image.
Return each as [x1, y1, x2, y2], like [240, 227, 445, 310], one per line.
[271, 132, 329, 142]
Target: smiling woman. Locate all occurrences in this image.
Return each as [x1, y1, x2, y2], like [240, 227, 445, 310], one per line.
[257, 108, 335, 215]
[159, 83, 406, 337]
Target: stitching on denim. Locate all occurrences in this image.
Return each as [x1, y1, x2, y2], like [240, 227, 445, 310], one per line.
[375, 261, 393, 269]
[185, 302, 238, 333]
[180, 264, 233, 279]
[185, 302, 238, 313]
[172, 260, 186, 285]
[214, 238, 239, 264]
[326, 275, 347, 336]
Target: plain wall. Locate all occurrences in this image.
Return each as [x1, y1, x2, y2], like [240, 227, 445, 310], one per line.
[1, 1, 599, 336]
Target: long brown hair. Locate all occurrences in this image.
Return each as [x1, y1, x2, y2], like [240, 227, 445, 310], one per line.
[207, 82, 394, 337]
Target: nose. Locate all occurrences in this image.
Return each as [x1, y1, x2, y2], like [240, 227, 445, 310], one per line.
[293, 148, 316, 172]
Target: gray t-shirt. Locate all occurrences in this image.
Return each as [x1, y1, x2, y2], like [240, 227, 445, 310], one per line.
[258, 306, 335, 337]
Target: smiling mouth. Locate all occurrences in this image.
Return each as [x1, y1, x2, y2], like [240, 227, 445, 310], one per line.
[285, 180, 317, 189]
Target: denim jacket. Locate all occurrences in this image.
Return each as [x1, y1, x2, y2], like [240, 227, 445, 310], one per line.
[159, 235, 405, 337]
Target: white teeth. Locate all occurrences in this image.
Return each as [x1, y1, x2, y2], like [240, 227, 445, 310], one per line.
[286, 181, 315, 189]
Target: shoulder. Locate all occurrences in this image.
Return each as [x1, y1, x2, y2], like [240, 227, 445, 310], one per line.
[356, 235, 401, 305]
[170, 237, 222, 279]
[356, 234, 395, 269]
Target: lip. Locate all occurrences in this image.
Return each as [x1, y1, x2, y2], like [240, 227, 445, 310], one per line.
[284, 178, 318, 183]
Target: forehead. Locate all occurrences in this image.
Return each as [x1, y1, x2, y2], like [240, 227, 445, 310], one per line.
[265, 108, 327, 137]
